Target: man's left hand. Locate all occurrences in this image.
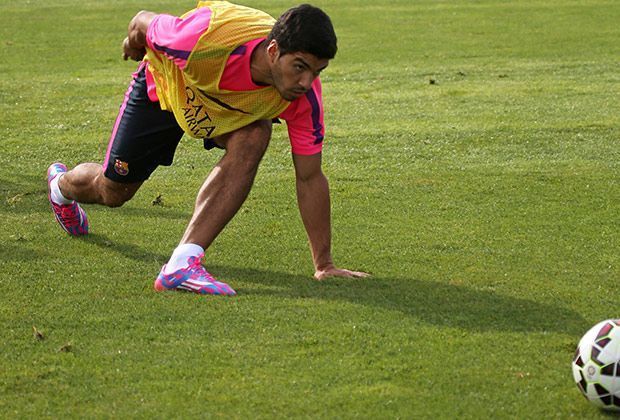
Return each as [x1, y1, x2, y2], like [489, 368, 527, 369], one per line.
[314, 266, 370, 281]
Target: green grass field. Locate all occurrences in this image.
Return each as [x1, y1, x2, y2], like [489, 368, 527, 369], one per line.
[1, 0, 619, 417]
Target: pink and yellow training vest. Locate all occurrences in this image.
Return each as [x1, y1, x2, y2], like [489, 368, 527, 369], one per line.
[145, 1, 290, 139]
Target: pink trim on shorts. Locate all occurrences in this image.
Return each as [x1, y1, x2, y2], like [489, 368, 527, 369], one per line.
[102, 63, 143, 169]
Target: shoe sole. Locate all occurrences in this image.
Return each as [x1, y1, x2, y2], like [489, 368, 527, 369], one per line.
[153, 276, 236, 296]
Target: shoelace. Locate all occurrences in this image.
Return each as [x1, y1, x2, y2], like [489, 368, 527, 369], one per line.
[186, 254, 217, 282]
[57, 204, 80, 228]
[184, 254, 234, 294]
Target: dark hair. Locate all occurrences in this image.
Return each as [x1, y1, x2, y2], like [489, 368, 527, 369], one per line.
[267, 4, 337, 59]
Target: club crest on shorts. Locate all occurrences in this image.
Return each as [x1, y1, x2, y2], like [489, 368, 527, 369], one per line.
[114, 159, 129, 176]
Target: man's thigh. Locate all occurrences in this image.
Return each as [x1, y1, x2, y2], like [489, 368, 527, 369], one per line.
[103, 64, 184, 183]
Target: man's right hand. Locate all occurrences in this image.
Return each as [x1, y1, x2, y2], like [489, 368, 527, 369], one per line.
[122, 37, 146, 61]
[122, 11, 156, 61]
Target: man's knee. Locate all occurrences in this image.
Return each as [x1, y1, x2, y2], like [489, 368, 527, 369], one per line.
[241, 119, 272, 147]
[97, 176, 141, 207]
[216, 120, 272, 159]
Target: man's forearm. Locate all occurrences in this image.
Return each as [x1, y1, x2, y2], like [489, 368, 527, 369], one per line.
[296, 172, 334, 271]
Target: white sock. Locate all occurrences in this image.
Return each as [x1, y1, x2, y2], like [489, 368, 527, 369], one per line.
[164, 243, 205, 273]
[50, 174, 73, 205]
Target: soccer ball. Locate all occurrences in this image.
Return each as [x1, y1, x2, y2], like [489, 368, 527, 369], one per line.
[572, 319, 620, 410]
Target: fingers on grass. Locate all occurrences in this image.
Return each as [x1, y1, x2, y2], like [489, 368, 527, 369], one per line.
[351, 271, 371, 278]
[315, 269, 370, 280]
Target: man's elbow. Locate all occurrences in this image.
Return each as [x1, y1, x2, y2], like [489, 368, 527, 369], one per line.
[128, 10, 156, 43]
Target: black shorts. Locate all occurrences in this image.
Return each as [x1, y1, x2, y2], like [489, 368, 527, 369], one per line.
[102, 64, 184, 183]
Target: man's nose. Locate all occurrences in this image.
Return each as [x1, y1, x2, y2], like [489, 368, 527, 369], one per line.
[299, 73, 314, 91]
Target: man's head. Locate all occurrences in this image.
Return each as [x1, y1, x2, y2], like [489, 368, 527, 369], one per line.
[266, 4, 337, 101]
[268, 4, 337, 60]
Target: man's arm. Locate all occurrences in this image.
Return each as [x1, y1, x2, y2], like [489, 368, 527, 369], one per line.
[122, 11, 157, 61]
[293, 153, 369, 280]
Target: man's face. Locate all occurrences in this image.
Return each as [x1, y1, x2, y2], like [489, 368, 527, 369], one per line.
[269, 41, 330, 101]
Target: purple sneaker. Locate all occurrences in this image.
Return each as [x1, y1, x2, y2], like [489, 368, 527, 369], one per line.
[47, 163, 89, 236]
[154, 254, 236, 296]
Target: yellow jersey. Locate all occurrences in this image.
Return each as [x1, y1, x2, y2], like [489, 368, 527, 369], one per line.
[144, 1, 291, 139]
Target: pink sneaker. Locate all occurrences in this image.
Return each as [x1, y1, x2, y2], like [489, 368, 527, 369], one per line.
[47, 163, 89, 236]
[154, 254, 236, 296]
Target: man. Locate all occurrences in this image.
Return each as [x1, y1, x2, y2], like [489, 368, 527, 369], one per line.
[47, 1, 369, 295]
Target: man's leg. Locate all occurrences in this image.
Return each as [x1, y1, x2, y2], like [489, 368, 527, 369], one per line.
[154, 119, 272, 296]
[47, 63, 183, 235]
[47, 161, 142, 235]
[58, 163, 142, 207]
[182, 119, 272, 248]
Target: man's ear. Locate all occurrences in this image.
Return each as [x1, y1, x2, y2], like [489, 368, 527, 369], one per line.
[267, 39, 280, 63]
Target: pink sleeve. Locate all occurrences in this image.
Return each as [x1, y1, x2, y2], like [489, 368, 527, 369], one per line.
[146, 8, 212, 70]
[279, 78, 325, 156]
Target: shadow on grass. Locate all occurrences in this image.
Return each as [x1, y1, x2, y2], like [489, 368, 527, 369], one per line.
[210, 265, 589, 336]
[82, 233, 169, 264]
[59, 232, 589, 336]
[97, 204, 191, 221]
[0, 242, 50, 263]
